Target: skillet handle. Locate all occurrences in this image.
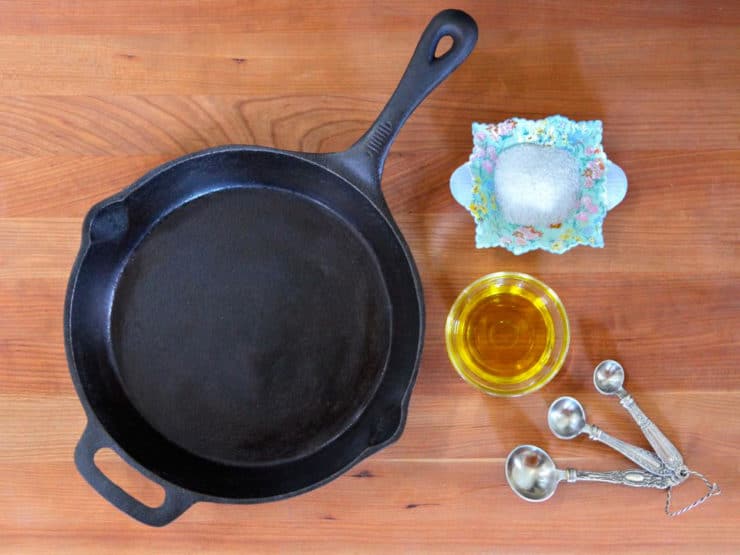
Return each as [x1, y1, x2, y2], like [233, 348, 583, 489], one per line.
[336, 10, 478, 191]
[75, 421, 194, 527]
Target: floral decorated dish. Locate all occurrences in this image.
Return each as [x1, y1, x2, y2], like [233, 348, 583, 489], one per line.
[449, 115, 627, 255]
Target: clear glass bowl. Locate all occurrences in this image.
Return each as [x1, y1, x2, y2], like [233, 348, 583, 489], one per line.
[445, 272, 569, 396]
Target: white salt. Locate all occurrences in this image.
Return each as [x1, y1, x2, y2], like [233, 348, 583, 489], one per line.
[493, 144, 581, 226]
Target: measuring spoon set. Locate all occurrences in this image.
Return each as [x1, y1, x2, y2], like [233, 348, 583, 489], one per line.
[505, 360, 721, 516]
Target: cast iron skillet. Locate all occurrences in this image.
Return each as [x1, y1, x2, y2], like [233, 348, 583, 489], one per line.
[65, 10, 477, 526]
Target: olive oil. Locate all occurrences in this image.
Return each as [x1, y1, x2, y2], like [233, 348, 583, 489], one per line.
[447, 272, 569, 396]
[448, 287, 555, 384]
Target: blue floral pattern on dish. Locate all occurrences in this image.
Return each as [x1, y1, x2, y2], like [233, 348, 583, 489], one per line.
[468, 115, 609, 254]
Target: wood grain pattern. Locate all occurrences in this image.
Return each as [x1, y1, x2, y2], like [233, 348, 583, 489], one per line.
[1, 1, 738, 552]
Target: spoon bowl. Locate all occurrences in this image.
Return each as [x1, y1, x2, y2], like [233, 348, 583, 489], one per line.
[505, 444, 560, 502]
[548, 396, 587, 439]
[594, 359, 625, 395]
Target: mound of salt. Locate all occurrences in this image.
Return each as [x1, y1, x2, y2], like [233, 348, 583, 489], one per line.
[493, 144, 581, 227]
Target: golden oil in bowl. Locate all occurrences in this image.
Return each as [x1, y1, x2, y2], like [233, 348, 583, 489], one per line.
[445, 272, 569, 396]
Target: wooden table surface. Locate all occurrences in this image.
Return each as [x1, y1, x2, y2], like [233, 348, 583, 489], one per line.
[1, 1, 738, 552]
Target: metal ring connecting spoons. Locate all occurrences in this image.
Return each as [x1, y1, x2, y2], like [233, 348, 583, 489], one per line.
[548, 396, 675, 478]
[594, 360, 688, 478]
[505, 445, 671, 502]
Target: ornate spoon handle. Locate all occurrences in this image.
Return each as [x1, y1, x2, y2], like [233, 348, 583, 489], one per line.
[565, 468, 670, 489]
[585, 423, 670, 476]
[618, 392, 686, 474]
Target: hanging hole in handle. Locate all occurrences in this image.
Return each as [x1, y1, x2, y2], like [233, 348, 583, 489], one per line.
[94, 448, 165, 508]
[434, 35, 454, 59]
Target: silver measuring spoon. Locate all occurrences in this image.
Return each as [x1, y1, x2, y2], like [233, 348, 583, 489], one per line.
[505, 445, 671, 502]
[594, 360, 687, 477]
[548, 396, 672, 476]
